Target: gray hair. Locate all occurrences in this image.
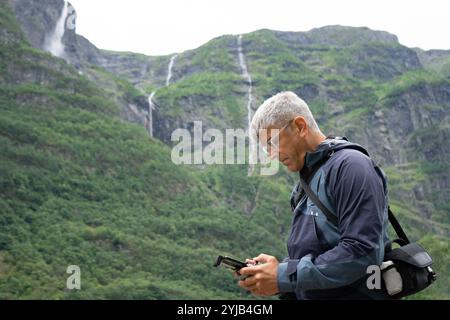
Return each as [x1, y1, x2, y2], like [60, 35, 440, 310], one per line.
[250, 91, 320, 141]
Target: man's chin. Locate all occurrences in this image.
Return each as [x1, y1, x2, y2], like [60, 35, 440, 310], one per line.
[286, 165, 299, 172]
[281, 160, 300, 172]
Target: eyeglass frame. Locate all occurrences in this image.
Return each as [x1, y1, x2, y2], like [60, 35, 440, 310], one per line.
[261, 119, 294, 155]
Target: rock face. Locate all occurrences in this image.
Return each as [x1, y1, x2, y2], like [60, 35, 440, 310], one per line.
[11, 0, 63, 49]
[8, 0, 450, 226]
[12, 0, 162, 133]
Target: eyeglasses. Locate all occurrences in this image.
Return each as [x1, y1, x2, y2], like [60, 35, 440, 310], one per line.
[262, 119, 294, 155]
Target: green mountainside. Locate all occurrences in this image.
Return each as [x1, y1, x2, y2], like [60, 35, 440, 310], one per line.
[1, 0, 449, 299]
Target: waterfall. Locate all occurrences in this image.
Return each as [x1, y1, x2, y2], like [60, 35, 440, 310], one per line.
[147, 92, 156, 137]
[237, 35, 255, 175]
[237, 35, 254, 128]
[147, 54, 178, 137]
[44, 1, 69, 57]
[166, 54, 178, 86]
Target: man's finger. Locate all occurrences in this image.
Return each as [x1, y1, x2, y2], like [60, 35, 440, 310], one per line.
[250, 287, 262, 296]
[240, 282, 258, 292]
[238, 275, 258, 288]
[238, 266, 260, 275]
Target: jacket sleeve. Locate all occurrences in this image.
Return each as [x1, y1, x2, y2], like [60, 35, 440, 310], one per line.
[277, 151, 387, 293]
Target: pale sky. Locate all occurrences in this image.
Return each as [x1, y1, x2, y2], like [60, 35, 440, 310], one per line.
[68, 0, 450, 56]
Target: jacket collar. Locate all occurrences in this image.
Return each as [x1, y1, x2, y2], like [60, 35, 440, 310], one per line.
[300, 137, 369, 179]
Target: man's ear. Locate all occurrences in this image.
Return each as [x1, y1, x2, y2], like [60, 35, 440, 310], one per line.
[293, 116, 308, 136]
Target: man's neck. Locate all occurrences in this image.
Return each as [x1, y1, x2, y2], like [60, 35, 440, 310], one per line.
[306, 131, 327, 153]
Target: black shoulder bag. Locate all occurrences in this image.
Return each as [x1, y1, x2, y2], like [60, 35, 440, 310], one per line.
[300, 174, 437, 299]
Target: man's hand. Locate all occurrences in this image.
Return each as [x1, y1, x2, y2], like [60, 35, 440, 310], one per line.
[237, 254, 279, 296]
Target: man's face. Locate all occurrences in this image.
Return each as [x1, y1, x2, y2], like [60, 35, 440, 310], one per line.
[260, 117, 309, 172]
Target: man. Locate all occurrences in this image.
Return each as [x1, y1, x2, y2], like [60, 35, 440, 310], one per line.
[238, 91, 391, 299]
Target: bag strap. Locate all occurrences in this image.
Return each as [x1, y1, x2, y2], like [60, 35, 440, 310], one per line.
[387, 207, 410, 244]
[299, 175, 339, 227]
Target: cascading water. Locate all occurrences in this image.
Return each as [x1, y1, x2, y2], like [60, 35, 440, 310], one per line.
[44, 1, 69, 57]
[166, 54, 178, 86]
[237, 35, 256, 175]
[147, 54, 178, 137]
[147, 91, 156, 136]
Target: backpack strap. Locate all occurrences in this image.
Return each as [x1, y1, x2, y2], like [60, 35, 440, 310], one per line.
[298, 140, 411, 244]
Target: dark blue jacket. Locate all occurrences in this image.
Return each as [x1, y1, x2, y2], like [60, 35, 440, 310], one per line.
[277, 138, 391, 299]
